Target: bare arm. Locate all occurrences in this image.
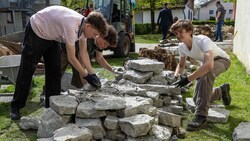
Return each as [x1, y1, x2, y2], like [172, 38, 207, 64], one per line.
[66, 43, 87, 77]
[95, 51, 112, 72]
[188, 50, 214, 81]
[78, 37, 95, 74]
[174, 56, 187, 77]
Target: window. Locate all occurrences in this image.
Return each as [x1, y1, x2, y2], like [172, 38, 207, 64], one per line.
[229, 9, 233, 14]
[209, 10, 213, 15]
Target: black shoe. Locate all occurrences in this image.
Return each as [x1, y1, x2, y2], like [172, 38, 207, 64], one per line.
[187, 115, 207, 131]
[221, 83, 231, 106]
[10, 108, 21, 120]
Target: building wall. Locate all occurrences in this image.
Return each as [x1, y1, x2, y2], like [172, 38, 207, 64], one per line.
[233, 0, 250, 73]
[134, 9, 184, 24]
[197, 0, 233, 20]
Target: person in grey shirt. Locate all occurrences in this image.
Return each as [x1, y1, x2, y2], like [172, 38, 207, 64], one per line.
[215, 1, 225, 42]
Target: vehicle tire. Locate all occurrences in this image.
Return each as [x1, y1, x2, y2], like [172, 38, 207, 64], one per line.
[114, 35, 131, 57]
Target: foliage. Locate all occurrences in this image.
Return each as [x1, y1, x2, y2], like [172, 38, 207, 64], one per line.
[192, 20, 235, 26]
[136, 0, 185, 10]
[61, 0, 85, 10]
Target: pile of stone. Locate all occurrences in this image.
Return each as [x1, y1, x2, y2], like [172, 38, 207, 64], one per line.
[19, 58, 233, 141]
[139, 46, 177, 71]
[19, 58, 185, 141]
[193, 25, 235, 40]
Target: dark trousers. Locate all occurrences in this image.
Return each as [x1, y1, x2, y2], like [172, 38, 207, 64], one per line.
[161, 25, 169, 40]
[11, 22, 61, 110]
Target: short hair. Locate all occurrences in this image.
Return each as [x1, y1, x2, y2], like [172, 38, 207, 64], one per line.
[85, 11, 108, 37]
[164, 3, 168, 7]
[104, 25, 117, 47]
[170, 19, 193, 34]
[216, 1, 221, 4]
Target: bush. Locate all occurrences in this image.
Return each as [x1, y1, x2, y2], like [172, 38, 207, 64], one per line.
[135, 23, 161, 35]
[134, 20, 235, 35]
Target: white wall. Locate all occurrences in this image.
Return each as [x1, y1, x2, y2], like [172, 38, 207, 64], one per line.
[233, 0, 250, 73]
[134, 9, 184, 24]
[198, 0, 233, 20]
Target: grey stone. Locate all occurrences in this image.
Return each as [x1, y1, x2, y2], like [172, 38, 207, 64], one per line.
[127, 59, 165, 73]
[149, 125, 172, 141]
[53, 124, 92, 141]
[19, 116, 41, 130]
[50, 95, 78, 115]
[207, 108, 230, 123]
[119, 114, 155, 137]
[75, 118, 106, 140]
[104, 115, 119, 130]
[76, 101, 106, 118]
[37, 108, 72, 138]
[232, 122, 250, 141]
[158, 110, 182, 127]
[123, 70, 153, 84]
[94, 97, 126, 110]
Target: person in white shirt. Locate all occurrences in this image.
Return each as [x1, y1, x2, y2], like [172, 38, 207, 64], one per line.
[10, 6, 108, 120]
[170, 19, 231, 131]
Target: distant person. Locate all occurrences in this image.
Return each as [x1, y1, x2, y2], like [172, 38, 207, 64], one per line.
[157, 3, 173, 42]
[171, 19, 231, 131]
[215, 1, 225, 42]
[10, 6, 108, 120]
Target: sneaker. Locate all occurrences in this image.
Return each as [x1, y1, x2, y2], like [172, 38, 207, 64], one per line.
[221, 83, 231, 106]
[187, 115, 207, 131]
[10, 108, 21, 120]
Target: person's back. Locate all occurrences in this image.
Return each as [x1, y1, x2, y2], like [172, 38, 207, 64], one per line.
[158, 7, 173, 26]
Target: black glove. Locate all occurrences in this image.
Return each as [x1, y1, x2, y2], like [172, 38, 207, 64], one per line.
[172, 76, 190, 88]
[83, 73, 101, 89]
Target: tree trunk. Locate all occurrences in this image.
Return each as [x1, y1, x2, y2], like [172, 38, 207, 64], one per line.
[150, 0, 155, 33]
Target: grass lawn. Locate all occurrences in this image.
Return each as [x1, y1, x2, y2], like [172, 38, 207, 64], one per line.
[0, 35, 249, 140]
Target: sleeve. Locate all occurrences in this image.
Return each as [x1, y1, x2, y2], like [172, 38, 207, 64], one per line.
[200, 37, 214, 52]
[63, 26, 78, 46]
[178, 43, 187, 57]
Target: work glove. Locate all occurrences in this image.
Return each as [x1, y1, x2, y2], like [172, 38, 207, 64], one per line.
[83, 73, 101, 89]
[172, 76, 190, 88]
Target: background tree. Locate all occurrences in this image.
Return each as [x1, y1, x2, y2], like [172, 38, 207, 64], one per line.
[61, 0, 85, 10]
[137, 0, 185, 33]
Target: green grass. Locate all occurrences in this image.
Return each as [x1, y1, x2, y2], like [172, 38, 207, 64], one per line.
[135, 34, 162, 43]
[180, 52, 250, 141]
[0, 36, 250, 140]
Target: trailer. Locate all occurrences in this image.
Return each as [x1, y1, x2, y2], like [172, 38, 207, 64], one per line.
[0, 55, 21, 96]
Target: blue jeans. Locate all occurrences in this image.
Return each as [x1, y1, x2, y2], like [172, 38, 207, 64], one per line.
[11, 22, 61, 109]
[215, 20, 224, 41]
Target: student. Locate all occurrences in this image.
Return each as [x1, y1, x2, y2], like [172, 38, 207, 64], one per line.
[10, 5, 108, 120]
[61, 25, 117, 88]
[171, 19, 231, 131]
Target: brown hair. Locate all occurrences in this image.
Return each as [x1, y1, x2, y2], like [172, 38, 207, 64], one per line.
[104, 25, 117, 47]
[170, 19, 193, 34]
[85, 11, 108, 37]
